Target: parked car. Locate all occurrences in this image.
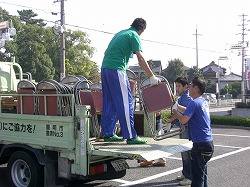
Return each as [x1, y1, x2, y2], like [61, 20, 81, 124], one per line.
[203, 93, 217, 103]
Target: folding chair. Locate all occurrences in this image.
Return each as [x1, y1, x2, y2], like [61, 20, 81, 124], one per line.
[139, 75, 184, 140]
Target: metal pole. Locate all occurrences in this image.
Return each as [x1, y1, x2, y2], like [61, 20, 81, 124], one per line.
[60, 0, 65, 81]
[218, 59, 220, 99]
[195, 27, 198, 68]
[239, 13, 247, 103]
[193, 26, 201, 69]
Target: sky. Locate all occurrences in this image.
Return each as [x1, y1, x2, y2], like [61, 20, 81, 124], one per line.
[0, 0, 250, 75]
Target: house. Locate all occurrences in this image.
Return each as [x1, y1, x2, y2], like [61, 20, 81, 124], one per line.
[200, 61, 242, 90]
[200, 61, 226, 86]
[219, 72, 242, 88]
[128, 60, 162, 78]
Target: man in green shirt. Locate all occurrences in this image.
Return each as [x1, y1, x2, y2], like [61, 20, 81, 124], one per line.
[101, 18, 160, 144]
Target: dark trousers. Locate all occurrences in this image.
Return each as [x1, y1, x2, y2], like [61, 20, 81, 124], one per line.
[190, 141, 214, 187]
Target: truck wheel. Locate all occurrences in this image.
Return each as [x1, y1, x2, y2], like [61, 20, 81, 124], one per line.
[7, 151, 44, 187]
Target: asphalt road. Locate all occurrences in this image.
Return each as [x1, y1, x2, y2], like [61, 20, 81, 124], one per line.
[1, 125, 249, 187]
[209, 106, 233, 116]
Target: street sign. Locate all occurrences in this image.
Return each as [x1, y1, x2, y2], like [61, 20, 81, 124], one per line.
[219, 56, 228, 60]
[230, 44, 242, 49]
[0, 21, 9, 30]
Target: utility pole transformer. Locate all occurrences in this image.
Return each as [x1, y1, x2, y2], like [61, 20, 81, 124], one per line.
[54, 0, 66, 81]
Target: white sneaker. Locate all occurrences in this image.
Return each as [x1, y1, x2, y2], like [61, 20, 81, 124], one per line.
[179, 178, 192, 186]
[176, 175, 185, 181]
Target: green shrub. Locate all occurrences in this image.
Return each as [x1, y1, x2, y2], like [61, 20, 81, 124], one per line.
[161, 111, 172, 122]
[162, 111, 250, 127]
[211, 115, 250, 127]
[235, 102, 250, 108]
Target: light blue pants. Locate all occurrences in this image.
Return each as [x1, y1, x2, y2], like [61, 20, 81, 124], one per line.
[101, 68, 137, 139]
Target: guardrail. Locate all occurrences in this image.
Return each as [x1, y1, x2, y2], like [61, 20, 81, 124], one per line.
[208, 99, 241, 107]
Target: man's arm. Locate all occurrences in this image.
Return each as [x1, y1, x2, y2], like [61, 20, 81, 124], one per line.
[166, 115, 177, 124]
[135, 51, 154, 77]
[173, 110, 190, 125]
[177, 105, 186, 113]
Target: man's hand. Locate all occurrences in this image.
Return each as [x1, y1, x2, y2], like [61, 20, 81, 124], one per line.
[166, 118, 174, 124]
[149, 76, 160, 86]
[172, 101, 179, 111]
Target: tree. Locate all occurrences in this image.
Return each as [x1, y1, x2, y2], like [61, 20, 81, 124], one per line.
[220, 82, 241, 98]
[206, 80, 216, 93]
[15, 23, 55, 81]
[161, 58, 185, 84]
[220, 84, 232, 95]
[17, 10, 46, 27]
[0, 8, 100, 82]
[231, 82, 241, 98]
[187, 66, 204, 81]
[64, 29, 97, 79]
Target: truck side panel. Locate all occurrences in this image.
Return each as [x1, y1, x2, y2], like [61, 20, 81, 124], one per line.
[0, 113, 76, 150]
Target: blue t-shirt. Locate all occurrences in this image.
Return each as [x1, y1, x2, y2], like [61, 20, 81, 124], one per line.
[175, 90, 192, 127]
[184, 97, 213, 143]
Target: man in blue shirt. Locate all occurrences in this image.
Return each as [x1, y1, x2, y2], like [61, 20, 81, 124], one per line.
[173, 76, 214, 187]
[167, 77, 192, 185]
[101, 18, 160, 144]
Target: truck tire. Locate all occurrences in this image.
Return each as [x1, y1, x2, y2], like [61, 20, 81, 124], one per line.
[7, 151, 44, 187]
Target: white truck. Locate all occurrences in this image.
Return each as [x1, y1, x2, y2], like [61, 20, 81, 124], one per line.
[0, 61, 191, 187]
[0, 60, 33, 112]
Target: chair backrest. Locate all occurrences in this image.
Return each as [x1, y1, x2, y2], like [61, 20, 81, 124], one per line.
[79, 90, 96, 115]
[141, 76, 174, 112]
[17, 89, 35, 114]
[38, 90, 58, 116]
[17, 80, 36, 114]
[90, 83, 102, 113]
[91, 91, 102, 113]
[61, 76, 81, 85]
[36, 81, 59, 116]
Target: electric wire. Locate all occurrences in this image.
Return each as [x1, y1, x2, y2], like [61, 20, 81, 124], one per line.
[0, 1, 224, 54]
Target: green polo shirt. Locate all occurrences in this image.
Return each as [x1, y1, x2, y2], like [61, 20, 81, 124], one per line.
[101, 27, 142, 72]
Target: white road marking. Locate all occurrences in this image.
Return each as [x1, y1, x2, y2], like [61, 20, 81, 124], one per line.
[210, 146, 250, 161]
[214, 144, 242, 149]
[213, 133, 250, 138]
[114, 146, 250, 186]
[167, 156, 182, 160]
[118, 167, 183, 186]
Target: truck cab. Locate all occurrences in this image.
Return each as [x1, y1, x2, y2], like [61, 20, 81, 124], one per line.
[0, 61, 34, 112]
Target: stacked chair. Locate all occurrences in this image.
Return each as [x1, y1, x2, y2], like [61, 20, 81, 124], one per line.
[36, 79, 73, 116]
[17, 80, 37, 114]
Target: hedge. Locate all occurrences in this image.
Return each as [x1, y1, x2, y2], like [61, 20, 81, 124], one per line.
[161, 111, 250, 128]
[235, 102, 250, 108]
[210, 115, 250, 127]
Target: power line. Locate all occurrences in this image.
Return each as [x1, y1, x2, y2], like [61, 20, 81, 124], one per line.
[0, 1, 51, 14]
[0, 1, 224, 54]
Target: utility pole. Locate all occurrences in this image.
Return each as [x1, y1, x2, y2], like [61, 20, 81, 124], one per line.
[54, 0, 66, 81]
[193, 26, 201, 68]
[238, 13, 248, 103]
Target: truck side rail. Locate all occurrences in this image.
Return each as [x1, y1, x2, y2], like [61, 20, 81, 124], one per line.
[0, 93, 75, 116]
